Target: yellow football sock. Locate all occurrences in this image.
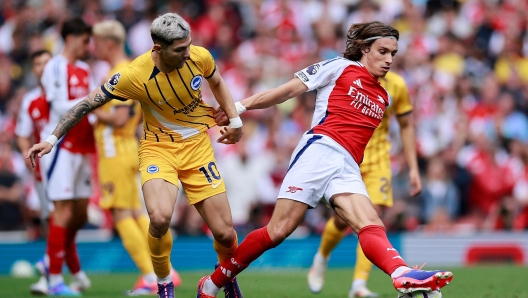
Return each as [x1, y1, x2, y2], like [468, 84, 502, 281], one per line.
[214, 230, 238, 262]
[148, 230, 172, 278]
[136, 214, 150, 239]
[115, 217, 154, 275]
[353, 243, 373, 282]
[318, 217, 347, 258]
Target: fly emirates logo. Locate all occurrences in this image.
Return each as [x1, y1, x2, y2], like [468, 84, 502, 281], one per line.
[348, 85, 384, 120]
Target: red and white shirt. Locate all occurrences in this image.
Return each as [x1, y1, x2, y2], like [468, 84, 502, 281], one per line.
[41, 55, 96, 154]
[295, 57, 390, 164]
[15, 87, 49, 181]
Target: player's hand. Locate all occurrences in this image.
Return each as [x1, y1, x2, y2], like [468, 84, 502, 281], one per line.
[26, 142, 53, 168]
[217, 127, 243, 144]
[409, 168, 422, 197]
[214, 106, 230, 127]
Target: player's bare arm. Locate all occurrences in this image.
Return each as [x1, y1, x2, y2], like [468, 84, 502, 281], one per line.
[213, 77, 308, 126]
[206, 68, 243, 144]
[397, 112, 422, 196]
[26, 87, 112, 167]
[242, 77, 308, 110]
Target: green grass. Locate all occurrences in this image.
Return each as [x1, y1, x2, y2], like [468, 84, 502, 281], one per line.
[1, 266, 528, 297]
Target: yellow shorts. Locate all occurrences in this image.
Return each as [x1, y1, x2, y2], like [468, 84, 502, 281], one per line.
[99, 154, 141, 210]
[362, 167, 393, 207]
[138, 132, 226, 205]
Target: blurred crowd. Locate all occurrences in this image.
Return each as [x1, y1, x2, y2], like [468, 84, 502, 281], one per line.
[1, 0, 528, 239]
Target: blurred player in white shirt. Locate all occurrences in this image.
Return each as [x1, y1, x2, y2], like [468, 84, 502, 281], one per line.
[39, 17, 95, 296]
[16, 49, 52, 222]
[15, 49, 56, 296]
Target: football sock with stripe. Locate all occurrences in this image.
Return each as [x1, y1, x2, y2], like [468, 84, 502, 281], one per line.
[358, 225, 407, 275]
[214, 230, 238, 262]
[148, 230, 172, 279]
[210, 226, 276, 288]
[352, 243, 373, 283]
[318, 217, 346, 258]
[116, 217, 154, 275]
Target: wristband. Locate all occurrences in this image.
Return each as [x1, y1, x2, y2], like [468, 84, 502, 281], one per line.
[235, 102, 247, 115]
[45, 135, 58, 146]
[229, 116, 243, 128]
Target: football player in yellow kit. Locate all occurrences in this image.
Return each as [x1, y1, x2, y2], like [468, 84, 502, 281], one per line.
[307, 71, 422, 298]
[91, 20, 181, 295]
[30, 13, 244, 298]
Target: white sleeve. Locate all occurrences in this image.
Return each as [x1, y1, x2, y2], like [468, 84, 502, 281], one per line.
[52, 97, 84, 115]
[41, 59, 85, 116]
[294, 58, 339, 91]
[88, 67, 96, 91]
[15, 96, 33, 138]
[41, 59, 63, 105]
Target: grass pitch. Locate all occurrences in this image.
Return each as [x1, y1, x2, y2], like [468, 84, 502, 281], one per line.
[1, 266, 527, 297]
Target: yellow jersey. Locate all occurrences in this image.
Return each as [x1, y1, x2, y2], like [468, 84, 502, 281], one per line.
[360, 71, 413, 173]
[101, 45, 217, 142]
[94, 60, 142, 159]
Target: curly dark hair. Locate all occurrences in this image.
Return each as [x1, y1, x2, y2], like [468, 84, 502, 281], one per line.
[61, 17, 92, 40]
[344, 21, 399, 61]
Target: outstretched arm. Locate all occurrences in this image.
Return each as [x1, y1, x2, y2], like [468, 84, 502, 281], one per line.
[214, 77, 308, 126]
[241, 77, 308, 111]
[26, 87, 112, 166]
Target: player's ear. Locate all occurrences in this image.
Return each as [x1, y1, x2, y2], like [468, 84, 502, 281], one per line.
[152, 43, 163, 54]
[361, 45, 371, 55]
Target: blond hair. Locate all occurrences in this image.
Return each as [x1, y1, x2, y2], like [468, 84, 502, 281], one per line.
[92, 20, 126, 45]
[150, 13, 190, 46]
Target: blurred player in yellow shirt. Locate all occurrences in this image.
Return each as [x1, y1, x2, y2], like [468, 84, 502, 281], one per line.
[307, 71, 422, 298]
[91, 20, 180, 295]
[30, 13, 244, 298]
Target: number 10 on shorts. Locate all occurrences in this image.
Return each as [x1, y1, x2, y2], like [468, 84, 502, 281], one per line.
[198, 161, 221, 183]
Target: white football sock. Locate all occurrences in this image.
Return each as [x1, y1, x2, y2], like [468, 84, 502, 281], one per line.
[391, 266, 412, 278]
[352, 278, 366, 289]
[203, 277, 220, 296]
[49, 274, 64, 287]
[73, 270, 87, 280]
[315, 252, 328, 263]
[157, 273, 172, 285]
[144, 272, 157, 284]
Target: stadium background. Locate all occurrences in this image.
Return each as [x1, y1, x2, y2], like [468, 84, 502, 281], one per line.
[1, 0, 528, 294]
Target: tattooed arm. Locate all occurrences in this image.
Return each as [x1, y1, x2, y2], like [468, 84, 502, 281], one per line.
[26, 87, 112, 167]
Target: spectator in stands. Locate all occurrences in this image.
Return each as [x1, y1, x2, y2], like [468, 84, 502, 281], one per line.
[421, 156, 460, 228]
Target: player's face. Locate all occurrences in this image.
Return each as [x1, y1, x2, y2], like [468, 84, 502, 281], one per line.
[32, 53, 51, 79]
[72, 33, 91, 60]
[162, 35, 192, 69]
[93, 36, 109, 61]
[362, 38, 398, 78]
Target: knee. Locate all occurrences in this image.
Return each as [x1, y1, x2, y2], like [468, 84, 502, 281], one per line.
[53, 207, 74, 226]
[212, 228, 235, 245]
[148, 211, 171, 229]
